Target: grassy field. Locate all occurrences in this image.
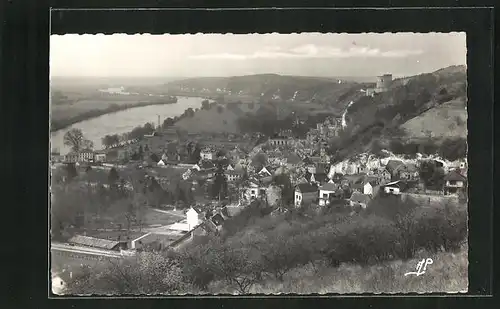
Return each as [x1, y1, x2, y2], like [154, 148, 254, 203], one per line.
[206, 246, 468, 294]
[401, 98, 467, 139]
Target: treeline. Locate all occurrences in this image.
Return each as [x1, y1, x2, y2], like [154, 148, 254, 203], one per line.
[65, 197, 467, 294]
[161, 100, 216, 129]
[101, 123, 155, 149]
[51, 97, 177, 132]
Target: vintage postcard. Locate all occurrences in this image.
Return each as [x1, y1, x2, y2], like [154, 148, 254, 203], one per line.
[50, 32, 468, 295]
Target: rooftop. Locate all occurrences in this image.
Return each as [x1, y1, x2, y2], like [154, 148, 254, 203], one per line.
[67, 235, 121, 250]
[296, 183, 318, 193]
[349, 192, 372, 204]
[319, 183, 337, 192]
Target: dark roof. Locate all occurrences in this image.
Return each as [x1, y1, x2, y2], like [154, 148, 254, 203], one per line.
[68, 235, 121, 250]
[319, 183, 337, 192]
[312, 173, 328, 183]
[350, 192, 372, 204]
[198, 161, 216, 169]
[211, 213, 225, 226]
[225, 169, 245, 175]
[342, 174, 366, 184]
[444, 170, 467, 182]
[295, 183, 318, 193]
[386, 160, 405, 173]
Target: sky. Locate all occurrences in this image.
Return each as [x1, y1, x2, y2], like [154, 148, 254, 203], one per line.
[50, 33, 466, 78]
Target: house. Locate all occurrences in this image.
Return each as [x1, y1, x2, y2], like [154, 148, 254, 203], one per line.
[64, 150, 92, 163]
[318, 183, 339, 206]
[200, 147, 217, 160]
[94, 151, 107, 162]
[186, 207, 203, 230]
[193, 160, 216, 172]
[378, 168, 392, 184]
[443, 170, 467, 195]
[258, 166, 275, 178]
[341, 174, 367, 187]
[242, 180, 267, 201]
[309, 172, 329, 185]
[294, 183, 318, 207]
[225, 169, 245, 182]
[385, 159, 405, 179]
[382, 180, 407, 195]
[349, 192, 372, 208]
[269, 135, 290, 147]
[399, 163, 420, 181]
[67, 235, 126, 251]
[352, 180, 375, 196]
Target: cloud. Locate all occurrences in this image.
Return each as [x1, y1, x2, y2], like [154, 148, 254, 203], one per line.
[189, 44, 424, 60]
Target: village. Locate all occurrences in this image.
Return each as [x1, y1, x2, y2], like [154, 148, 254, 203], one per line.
[50, 109, 467, 284]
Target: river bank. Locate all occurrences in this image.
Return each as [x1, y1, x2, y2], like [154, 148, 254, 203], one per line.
[50, 97, 178, 132]
[51, 97, 205, 154]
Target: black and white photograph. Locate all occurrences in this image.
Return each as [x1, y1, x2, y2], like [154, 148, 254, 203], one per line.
[50, 32, 468, 295]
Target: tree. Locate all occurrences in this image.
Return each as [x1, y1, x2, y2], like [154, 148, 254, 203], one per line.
[211, 164, 228, 201]
[65, 252, 194, 295]
[201, 100, 210, 110]
[65, 163, 78, 181]
[273, 174, 294, 208]
[206, 240, 262, 294]
[162, 117, 175, 128]
[150, 153, 159, 163]
[108, 167, 119, 185]
[63, 128, 93, 152]
[252, 153, 267, 167]
[419, 160, 445, 191]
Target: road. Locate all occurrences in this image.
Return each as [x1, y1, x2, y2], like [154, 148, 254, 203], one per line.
[150, 207, 185, 218]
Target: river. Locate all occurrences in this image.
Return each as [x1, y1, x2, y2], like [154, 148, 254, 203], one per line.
[51, 96, 204, 154]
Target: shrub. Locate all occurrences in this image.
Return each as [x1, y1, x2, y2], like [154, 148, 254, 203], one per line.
[324, 215, 402, 266]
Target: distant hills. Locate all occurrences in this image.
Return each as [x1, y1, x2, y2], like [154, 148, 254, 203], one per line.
[164, 74, 370, 104]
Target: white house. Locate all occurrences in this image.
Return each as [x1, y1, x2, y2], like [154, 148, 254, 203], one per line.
[200, 148, 217, 160]
[186, 207, 202, 230]
[294, 183, 318, 207]
[351, 179, 377, 196]
[318, 183, 339, 206]
[157, 159, 166, 166]
[242, 181, 266, 201]
[383, 180, 404, 195]
[225, 169, 245, 182]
